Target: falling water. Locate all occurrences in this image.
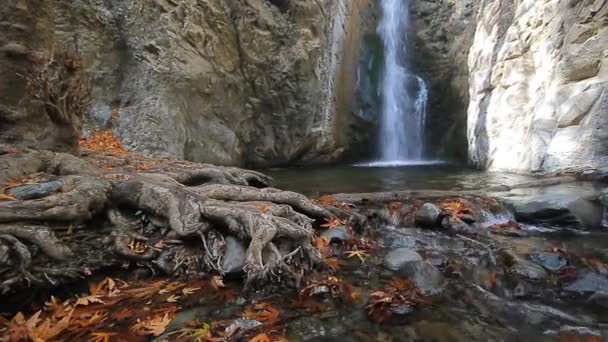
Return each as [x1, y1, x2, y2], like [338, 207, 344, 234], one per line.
[378, 0, 428, 162]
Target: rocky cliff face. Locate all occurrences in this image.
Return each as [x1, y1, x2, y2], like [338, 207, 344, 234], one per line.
[413, 0, 608, 174]
[411, 0, 478, 161]
[0, 0, 376, 166]
[468, 0, 608, 173]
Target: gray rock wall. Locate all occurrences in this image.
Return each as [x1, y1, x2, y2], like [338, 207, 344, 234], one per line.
[0, 0, 376, 167]
[468, 0, 608, 173]
[412, 0, 608, 174]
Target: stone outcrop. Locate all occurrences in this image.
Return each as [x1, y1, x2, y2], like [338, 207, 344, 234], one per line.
[413, 0, 608, 174]
[411, 0, 478, 161]
[467, 0, 608, 173]
[0, 0, 376, 166]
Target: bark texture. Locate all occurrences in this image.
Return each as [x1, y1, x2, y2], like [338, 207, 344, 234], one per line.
[0, 148, 331, 294]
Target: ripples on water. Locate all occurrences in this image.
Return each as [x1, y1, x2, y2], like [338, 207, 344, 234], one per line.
[265, 163, 538, 196]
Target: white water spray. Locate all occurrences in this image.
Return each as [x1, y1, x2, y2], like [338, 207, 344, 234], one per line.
[378, 0, 428, 162]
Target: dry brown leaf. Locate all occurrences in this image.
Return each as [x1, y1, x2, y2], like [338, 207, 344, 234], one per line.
[242, 302, 280, 323]
[131, 313, 172, 336]
[211, 276, 225, 290]
[249, 333, 272, 342]
[181, 287, 201, 296]
[75, 295, 105, 306]
[165, 295, 180, 303]
[0, 193, 16, 201]
[89, 331, 116, 342]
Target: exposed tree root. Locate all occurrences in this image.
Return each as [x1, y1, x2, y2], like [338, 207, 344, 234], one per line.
[0, 149, 331, 293]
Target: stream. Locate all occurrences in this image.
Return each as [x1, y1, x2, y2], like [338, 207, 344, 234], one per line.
[162, 165, 608, 341]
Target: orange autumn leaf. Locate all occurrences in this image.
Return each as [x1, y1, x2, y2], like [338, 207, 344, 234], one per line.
[211, 276, 225, 290]
[242, 303, 280, 323]
[75, 295, 105, 306]
[321, 217, 346, 229]
[130, 313, 173, 336]
[485, 272, 497, 290]
[89, 331, 117, 342]
[80, 130, 128, 155]
[0, 193, 16, 201]
[249, 333, 272, 342]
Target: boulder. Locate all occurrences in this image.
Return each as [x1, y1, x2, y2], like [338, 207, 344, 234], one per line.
[494, 182, 604, 229]
[383, 248, 423, 272]
[383, 247, 444, 293]
[563, 272, 608, 295]
[415, 203, 443, 227]
[529, 252, 568, 273]
[511, 258, 548, 282]
[398, 261, 445, 294]
[321, 226, 352, 243]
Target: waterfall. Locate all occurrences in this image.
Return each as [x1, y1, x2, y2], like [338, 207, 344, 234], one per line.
[378, 0, 428, 162]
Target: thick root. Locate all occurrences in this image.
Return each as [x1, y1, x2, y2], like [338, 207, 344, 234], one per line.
[0, 148, 328, 292]
[0, 176, 110, 223]
[193, 184, 331, 219]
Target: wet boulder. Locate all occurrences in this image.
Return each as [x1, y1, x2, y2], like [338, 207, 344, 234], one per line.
[383, 248, 444, 293]
[415, 203, 442, 227]
[587, 291, 608, 310]
[441, 216, 487, 236]
[321, 226, 352, 242]
[494, 183, 603, 229]
[529, 252, 567, 273]
[563, 271, 608, 294]
[509, 258, 549, 282]
[383, 248, 423, 272]
[398, 261, 445, 294]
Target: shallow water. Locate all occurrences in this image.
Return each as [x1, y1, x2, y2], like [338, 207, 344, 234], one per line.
[265, 163, 538, 196]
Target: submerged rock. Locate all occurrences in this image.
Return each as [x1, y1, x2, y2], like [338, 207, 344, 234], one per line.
[287, 316, 347, 341]
[510, 258, 548, 282]
[441, 216, 486, 236]
[383, 248, 423, 272]
[587, 291, 608, 310]
[563, 272, 608, 294]
[225, 318, 262, 334]
[321, 226, 352, 242]
[415, 203, 443, 227]
[383, 247, 444, 293]
[399, 261, 445, 294]
[529, 252, 567, 273]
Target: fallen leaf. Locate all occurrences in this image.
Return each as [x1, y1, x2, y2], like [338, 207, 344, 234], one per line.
[131, 313, 172, 336]
[181, 287, 201, 296]
[75, 295, 105, 306]
[166, 295, 180, 303]
[89, 331, 116, 342]
[242, 303, 280, 323]
[0, 193, 16, 201]
[249, 333, 272, 342]
[211, 276, 225, 290]
[345, 246, 368, 262]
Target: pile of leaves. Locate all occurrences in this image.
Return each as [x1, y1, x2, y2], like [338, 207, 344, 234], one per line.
[80, 130, 128, 155]
[312, 195, 354, 210]
[365, 278, 429, 323]
[438, 198, 474, 220]
[0, 277, 207, 341]
[0, 275, 298, 341]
